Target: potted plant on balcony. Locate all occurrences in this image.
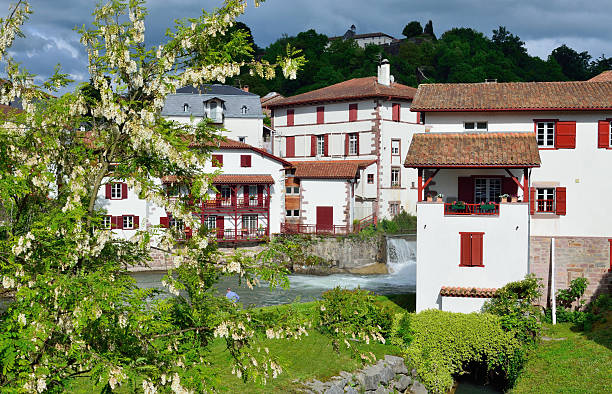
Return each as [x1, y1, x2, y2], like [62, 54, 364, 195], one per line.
[435, 193, 444, 202]
[451, 201, 466, 211]
[479, 201, 496, 212]
[426, 194, 433, 202]
[511, 194, 518, 203]
[499, 193, 510, 203]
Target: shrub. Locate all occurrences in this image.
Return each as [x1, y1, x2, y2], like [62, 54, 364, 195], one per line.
[482, 274, 543, 345]
[405, 310, 525, 393]
[395, 312, 414, 347]
[556, 277, 588, 309]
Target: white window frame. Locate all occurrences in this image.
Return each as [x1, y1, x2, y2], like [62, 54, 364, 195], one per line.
[609, 121, 612, 147]
[474, 178, 502, 203]
[536, 121, 555, 147]
[349, 134, 358, 155]
[391, 168, 401, 187]
[102, 216, 112, 229]
[183, 103, 189, 112]
[317, 135, 325, 156]
[536, 188, 555, 213]
[111, 183, 122, 199]
[464, 121, 488, 131]
[169, 217, 184, 232]
[242, 215, 258, 232]
[286, 210, 293, 217]
[205, 215, 216, 230]
[391, 139, 400, 155]
[292, 209, 300, 217]
[220, 186, 231, 199]
[238, 136, 246, 143]
[389, 202, 400, 216]
[122, 215, 134, 230]
[285, 186, 299, 195]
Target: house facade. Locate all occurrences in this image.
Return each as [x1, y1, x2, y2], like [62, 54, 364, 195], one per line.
[329, 25, 397, 48]
[268, 60, 425, 231]
[407, 78, 612, 312]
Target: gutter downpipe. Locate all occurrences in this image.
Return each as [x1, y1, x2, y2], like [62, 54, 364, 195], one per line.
[551, 236, 556, 325]
[527, 168, 532, 274]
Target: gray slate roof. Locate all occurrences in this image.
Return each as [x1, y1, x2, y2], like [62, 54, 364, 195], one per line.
[162, 84, 263, 118]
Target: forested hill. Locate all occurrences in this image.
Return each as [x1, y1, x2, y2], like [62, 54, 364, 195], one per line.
[226, 22, 612, 98]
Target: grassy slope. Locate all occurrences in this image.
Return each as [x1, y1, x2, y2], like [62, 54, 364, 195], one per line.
[512, 313, 612, 394]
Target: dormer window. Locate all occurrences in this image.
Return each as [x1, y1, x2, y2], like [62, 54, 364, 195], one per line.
[183, 103, 189, 112]
[206, 99, 223, 123]
[241, 105, 248, 114]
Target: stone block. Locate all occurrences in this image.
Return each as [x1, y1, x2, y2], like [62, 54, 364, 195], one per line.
[363, 369, 382, 391]
[410, 380, 428, 394]
[324, 384, 344, 394]
[344, 387, 358, 394]
[384, 355, 408, 374]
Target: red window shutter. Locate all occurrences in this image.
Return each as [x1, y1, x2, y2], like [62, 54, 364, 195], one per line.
[555, 187, 567, 216]
[258, 185, 263, 205]
[345, 134, 349, 156]
[286, 136, 295, 157]
[598, 120, 610, 148]
[529, 187, 536, 215]
[133, 216, 139, 229]
[471, 233, 483, 266]
[457, 177, 474, 204]
[311, 135, 316, 156]
[460, 233, 471, 266]
[317, 106, 324, 124]
[116, 216, 124, 229]
[416, 112, 421, 124]
[349, 104, 358, 122]
[356, 133, 360, 155]
[555, 121, 576, 149]
[121, 183, 128, 200]
[212, 154, 223, 167]
[240, 155, 251, 167]
[160, 217, 169, 228]
[105, 183, 111, 199]
[324, 134, 329, 156]
[502, 177, 518, 196]
[392, 103, 400, 122]
[287, 109, 294, 126]
[216, 216, 224, 230]
[110, 216, 117, 229]
[185, 227, 192, 239]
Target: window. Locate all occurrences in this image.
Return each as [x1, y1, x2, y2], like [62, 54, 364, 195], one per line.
[391, 139, 400, 155]
[242, 215, 258, 232]
[212, 154, 223, 167]
[349, 134, 358, 155]
[464, 121, 487, 131]
[220, 186, 231, 199]
[111, 183, 122, 199]
[287, 109, 294, 126]
[167, 183, 189, 198]
[209, 101, 219, 119]
[204, 216, 216, 230]
[367, 174, 374, 184]
[238, 136, 246, 143]
[317, 106, 324, 124]
[293, 209, 300, 217]
[392, 103, 400, 122]
[391, 167, 400, 187]
[286, 210, 300, 217]
[240, 155, 251, 167]
[183, 103, 189, 112]
[169, 217, 184, 232]
[102, 216, 112, 229]
[536, 188, 555, 213]
[389, 202, 400, 217]
[286, 186, 299, 195]
[241, 105, 248, 114]
[474, 178, 501, 203]
[286, 136, 295, 157]
[460, 232, 484, 267]
[317, 135, 325, 156]
[597, 120, 612, 148]
[122, 215, 134, 230]
[536, 121, 555, 147]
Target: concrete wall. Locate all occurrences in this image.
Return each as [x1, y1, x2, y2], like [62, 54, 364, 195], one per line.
[530, 236, 612, 307]
[416, 201, 529, 312]
[307, 235, 383, 270]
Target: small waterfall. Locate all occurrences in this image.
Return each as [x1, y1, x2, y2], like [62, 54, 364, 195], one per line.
[386, 236, 417, 286]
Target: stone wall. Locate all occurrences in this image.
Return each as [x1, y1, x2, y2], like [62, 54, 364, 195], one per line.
[301, 235, 384, 273]
[530, 236, 611, 307]
[129, 248, 177, 272]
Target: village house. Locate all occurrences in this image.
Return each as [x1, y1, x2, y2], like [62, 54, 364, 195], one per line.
[329, 25, 398, 48]
[406, 75, 612, 312]
[268, 60, 425, 233]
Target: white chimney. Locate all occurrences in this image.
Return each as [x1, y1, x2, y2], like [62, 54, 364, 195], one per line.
[377, 59, 391, 86]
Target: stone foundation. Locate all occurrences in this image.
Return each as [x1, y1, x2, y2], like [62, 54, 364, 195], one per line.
[530, 236, 611, 307]
[129, 248, 177, 272]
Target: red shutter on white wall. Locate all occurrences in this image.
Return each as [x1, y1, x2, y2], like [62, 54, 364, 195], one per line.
[116, 216, 124, 229]
[133, 216, 139, 229]
[598, 120, 610, 148]
[324, 134, 329, 156]
[240, 155, 251, 167]
[555, 187, 567, 216]
[529, 187, 536, 215]
[349, 104, 358, 122]
[287, 109, 294, 126]
[317, 106, 324, 124]
[416, 112, 421, 124]
[212, 154, 223, 167]
[555, 121, 576, 149]
[344, 134, 349, 156]
[457, 177, 474, 204]
[392, 103, 400, 122]
[286, 136, 295, 157]
[121, 183, 128, 200]
[160, 217, 169, 228]
[471, 233, 483, 266]
[311, 135, 316, 157]
[502, 177, 518, 197]
[105, 183, 111, 199]
[356, 133, 360, 155]
[460, 233, 471, 266]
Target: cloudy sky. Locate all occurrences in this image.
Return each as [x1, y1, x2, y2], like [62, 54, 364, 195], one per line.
[2, 0, 611, 92]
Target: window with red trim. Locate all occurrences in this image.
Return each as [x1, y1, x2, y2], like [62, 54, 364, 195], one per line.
[598, 120, 612, 148]
[286, 136, 295, 157]
[536, 121, 555, 147]
[240, 154, 251, 167]
[534, 186, 566, 215]
[212, 154, 223, 167]
[459, 232, 484, 267]
[392, 103, 400, 122]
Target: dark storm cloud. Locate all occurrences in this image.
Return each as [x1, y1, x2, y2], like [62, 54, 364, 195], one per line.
[1, 0, 611, 93]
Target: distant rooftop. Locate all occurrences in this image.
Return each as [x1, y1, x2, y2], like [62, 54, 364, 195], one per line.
[588, 70, 612, 82]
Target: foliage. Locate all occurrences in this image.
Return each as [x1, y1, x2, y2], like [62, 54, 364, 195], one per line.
[545, 293, 612, 331]
[556, 276, 588, 309]
[394, 312, 414, 347]
[356, 211, 417, 239]
[550, 44, 592, 81]
[424, 20, 435, 39]
[402, 21, 423, 39]
[482, 274, 543, 345]
[258, 235, 323, 269]
[317, 288, 393, 362]
[405, 310, 526, 393]
[0, 0, 306, 392]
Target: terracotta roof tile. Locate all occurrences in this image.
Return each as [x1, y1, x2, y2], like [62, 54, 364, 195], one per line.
[161, 174, 275, 184]
[291, 160, 375, 179]
[268, 77, 416, 108]
[440, 286, 498, 298]
[588, 70, 612, 82]
[189, 138, 292, 166]
[404, 132, 541, 168]
[411, 81, 612, 111]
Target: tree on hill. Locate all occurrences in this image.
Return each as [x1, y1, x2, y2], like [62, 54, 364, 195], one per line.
[402, 21, 423, 39]
[424, 20, 435, 39]
[550, 44, 592, 80]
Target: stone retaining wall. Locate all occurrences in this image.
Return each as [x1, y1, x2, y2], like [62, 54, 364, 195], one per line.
[304, 235, 384, 271]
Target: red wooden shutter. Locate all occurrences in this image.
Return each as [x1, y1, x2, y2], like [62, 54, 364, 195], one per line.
[258, 185, 263, 205]
[133, 216, 139, 229]
[105, 183, 111, 199]
[471, 233, 483, 266]
[529, 187, 536, 215]
[344, 134, 349, 156]
[185, 227, 192, 239]
[317, 106, 324, 124]
[324, 134, 329, 156]
[460, 233, 471, 266]
[286, 136, 295, 157]
[457, 177, 474, 203]
[392, 103, 400, 122]
[598, 120, 610, 148]
[110, 216, 117, 229]
[416, 112, 421, 124]
[311, 135, 316, 156]
[116, 216, 124, 229]
[160, 217, 169, 228]
[555, 121, 576, 149]
[287, 109, 294, 126]
[356, 133, 360, 155]
[502, 177, 518, 197]
[121, 183, 128, 200]
[240, 155, 251, 167]
[349, 104, 358, 122]
[555, 187, 566, 216]
[212, 154, 223, 167]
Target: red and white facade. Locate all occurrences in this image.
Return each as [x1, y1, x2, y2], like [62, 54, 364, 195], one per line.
[407, 77, 612, 312]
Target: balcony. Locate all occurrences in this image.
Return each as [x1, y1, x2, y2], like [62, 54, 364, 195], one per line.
[215, 228, 268, 243]
[281, 223, 350, 236]
[444, 202, 500, 216]
[197, 197, 270, 212]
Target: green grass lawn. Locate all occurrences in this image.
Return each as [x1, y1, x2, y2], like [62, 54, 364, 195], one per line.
[511, 313, 612, 394]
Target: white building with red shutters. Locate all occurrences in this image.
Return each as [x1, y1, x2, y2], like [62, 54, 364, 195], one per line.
[268, 60, 425, 232]
[406, 75, 612, 313]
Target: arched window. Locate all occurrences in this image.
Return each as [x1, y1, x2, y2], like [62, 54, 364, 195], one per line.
[241, 105, 248, 114]
[183, 103, 189, 112]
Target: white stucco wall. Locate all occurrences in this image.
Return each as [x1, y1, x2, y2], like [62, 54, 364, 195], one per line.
[416, 202, 529, 312]
[440, 297, 491, 313]
[300, 179, 351, 227]
[164, 115, 264, 148]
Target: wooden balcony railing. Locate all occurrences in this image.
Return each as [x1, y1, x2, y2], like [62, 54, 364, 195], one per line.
[280, 223, 350, 236]
[536, 199, 555, 213]
[215, 228, 268, 242]
[444, 202, 500, 216]
[200, 197, 270, 210]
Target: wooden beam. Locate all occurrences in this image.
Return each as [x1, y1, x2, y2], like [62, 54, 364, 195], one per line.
[504, 169, 524, 191]
[422, 169, 440, 189]
[417, 168, 423, 202]
[523, 168, 529, 202]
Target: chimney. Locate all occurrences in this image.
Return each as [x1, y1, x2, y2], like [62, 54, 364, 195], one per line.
[242, 85, 249, 92]
[377, 59, 391, 86]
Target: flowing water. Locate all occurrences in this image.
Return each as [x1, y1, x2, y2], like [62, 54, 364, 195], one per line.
[131, 235, 417, 307]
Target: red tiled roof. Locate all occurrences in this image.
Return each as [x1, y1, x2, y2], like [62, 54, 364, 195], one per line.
[268, 77, 417, 108]
[190, 138, 292, 166]
[404, 132, 541, 168]
[0, 104, 22, 115]
[411, 81, 612, 111]
[161, 174, 275, 184]
[261, 93, 285, 108]
[589, 70, 612, 82]
[291, 160, 375, 179]
[440, 286, 498, 298]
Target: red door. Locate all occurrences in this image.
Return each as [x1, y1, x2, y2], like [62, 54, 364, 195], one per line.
[316, 206, 333, 233]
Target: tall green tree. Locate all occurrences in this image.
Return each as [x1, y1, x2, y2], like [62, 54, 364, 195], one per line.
[402, 21, 423, 39]
[550, 44, 592, 80]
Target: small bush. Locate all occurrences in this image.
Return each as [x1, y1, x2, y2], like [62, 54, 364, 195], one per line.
[556, 277, 588, 309]
[405, 310, 525, 393]
[395, 312, 414, 347]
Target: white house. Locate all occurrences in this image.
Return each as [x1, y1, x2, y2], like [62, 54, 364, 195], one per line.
[406, 76, 612, 312]
[329, 25, 397, 48]
[268, 60, 425, 230]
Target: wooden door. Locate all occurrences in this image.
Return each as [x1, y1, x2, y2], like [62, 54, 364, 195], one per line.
[316, 206, 333, 233]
